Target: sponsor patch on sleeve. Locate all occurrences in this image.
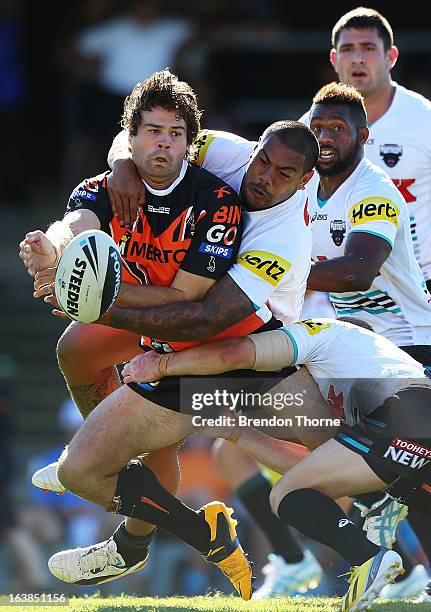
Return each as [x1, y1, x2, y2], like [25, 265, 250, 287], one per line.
[72, 188, 97, 202]
[295, 319, 331, 335]
[348, 197, 400, 227]
[192, 130, 217, 166]
[237, 250, 291, 286]
[199, 242, 233, 258]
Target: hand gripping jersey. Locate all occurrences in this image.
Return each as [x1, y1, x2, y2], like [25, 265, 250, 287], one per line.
[193, 130, 312, 326]
[305, 158, 431, 347]
[283, 318, 427, 426]
[301, 84, 431, 281]
[66, 161, 261, 351]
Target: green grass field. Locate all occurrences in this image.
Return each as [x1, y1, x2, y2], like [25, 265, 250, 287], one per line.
[0, 595, 428, 612]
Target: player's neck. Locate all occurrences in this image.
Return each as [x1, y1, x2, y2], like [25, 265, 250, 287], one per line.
[364, 82, 396, 124]
[318, 156, 363, 200]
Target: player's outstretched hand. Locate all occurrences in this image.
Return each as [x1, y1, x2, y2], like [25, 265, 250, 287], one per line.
[107, 159, 145, 229]
[19, 230, 58, 277]
[43, 285, 69, 319]
[122, 352, 161, 384]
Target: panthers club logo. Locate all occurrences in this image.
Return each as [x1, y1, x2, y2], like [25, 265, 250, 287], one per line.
[330, 220, 346, 246]
[380, 144, 403, 168]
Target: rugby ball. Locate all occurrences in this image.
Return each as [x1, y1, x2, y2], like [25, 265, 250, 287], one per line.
[55, 230, 122, 323]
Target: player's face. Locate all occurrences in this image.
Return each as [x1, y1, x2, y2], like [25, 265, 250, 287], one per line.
[241, 135, 312, 211]
[130, 106, 188, 188]
[330, 28, 397, 98]
[310, 104, 367, 177]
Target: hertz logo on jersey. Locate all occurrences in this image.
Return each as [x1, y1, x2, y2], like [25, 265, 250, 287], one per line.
[349, 197, 400, 227]
[296, 320, 331, 335]
[237, 250, 291, 286]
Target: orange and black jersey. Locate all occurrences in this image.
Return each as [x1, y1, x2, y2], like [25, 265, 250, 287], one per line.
[66, 162, 243, 289]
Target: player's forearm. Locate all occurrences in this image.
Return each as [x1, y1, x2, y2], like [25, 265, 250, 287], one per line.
[307, 256, 376, 292]
[115, 282, 186, 308]
[162, 337, 255, 376]
[235, 428, 309, 474]
[98, 274, 255, 341]
[45, 221, 75, 265]
[107, 130, 130, 168]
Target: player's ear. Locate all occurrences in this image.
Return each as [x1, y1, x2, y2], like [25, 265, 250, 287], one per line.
[299, 171, 314, 190]
[359, 126, 369, 146]
[329, 48, 337, 71]
[387, 45, 399, 70]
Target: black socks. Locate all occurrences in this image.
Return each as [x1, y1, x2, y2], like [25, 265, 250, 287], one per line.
[237, 473, 304, 563]
[114, 460, 211, 554]
[277, 488, 380, 566]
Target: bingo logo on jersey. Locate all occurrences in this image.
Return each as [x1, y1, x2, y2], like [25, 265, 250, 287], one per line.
[349, 197, 400, 228]
[237, 250, 290, 286]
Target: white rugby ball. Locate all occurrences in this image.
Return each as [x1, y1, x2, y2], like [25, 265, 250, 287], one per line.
[55, 230, 122, 323]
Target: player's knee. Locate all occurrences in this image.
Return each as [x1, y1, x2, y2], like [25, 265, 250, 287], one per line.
[57, 324, 88, 374]
[57, 453, 83, 493]
[270, 479, 296, 515]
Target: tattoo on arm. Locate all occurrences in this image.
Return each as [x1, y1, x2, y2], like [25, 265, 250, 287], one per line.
[103, 275, 255, 341]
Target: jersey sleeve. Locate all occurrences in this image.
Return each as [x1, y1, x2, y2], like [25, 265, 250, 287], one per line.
[66, 173, 113, 231]
[192, 129, 255, 173]
[346, 179, 405, 248]
[180, 185, 243, 279]
[282, 319, 332, 365]
[228, 248, 295, 308]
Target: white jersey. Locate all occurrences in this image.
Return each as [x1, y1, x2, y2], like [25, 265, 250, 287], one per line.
[283, 318, 427, 426]
[365, 83, 431, 281]
[305, 158, 431, 347]
[193, 130, 312, 325]
[301, 83, 431, 280]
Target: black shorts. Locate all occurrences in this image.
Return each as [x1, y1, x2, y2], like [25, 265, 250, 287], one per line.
[127, 366, 298, 414]
[335, 384, 431, 498]
[400, 344, 431, 373]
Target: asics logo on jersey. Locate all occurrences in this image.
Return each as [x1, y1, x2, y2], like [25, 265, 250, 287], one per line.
[338, 519, 351, 528]
[237, 250, 291, 286]
[349, 197, 400, 227]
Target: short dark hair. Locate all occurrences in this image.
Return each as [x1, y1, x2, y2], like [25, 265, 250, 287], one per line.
[261, 120, 319, 173]
[121, 69, 201, 147]
[312, 82, 367, 128]
[332, 7, 394, 52]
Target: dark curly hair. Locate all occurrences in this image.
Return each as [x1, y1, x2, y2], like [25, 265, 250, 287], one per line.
[121, 69, 201, 149]
[313, 82, 367, 128]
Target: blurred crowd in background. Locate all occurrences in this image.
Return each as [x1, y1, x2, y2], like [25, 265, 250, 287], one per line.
[1, 0, 431, 598]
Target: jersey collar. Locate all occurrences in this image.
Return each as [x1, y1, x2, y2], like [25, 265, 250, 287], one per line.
[141, 159, 188, 196]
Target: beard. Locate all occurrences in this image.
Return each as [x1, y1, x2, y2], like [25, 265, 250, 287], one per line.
[317, 138, 361, 177]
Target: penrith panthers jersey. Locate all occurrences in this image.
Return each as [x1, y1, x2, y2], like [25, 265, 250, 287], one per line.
[193, 129, 312, 326]
[282, 318, 428, 426]
[301, 83, 431, 281]
[364, 83, 431, 281]
[306, 158, 431, 347]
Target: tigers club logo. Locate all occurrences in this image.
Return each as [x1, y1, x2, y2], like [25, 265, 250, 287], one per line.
[380, 144, 403, 168]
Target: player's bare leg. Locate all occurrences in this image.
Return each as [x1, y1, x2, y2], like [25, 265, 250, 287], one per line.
[269, 439, 403, 611]
[56, 321, 180, 537]
[49, 386, 252, 598]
